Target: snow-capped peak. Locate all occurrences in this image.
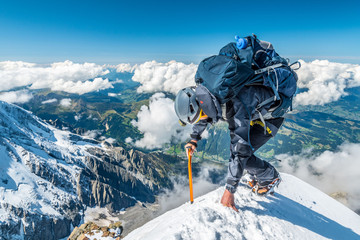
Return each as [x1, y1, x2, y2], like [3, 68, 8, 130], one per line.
[124, 173, 360, 240]
[0, 101, 169, 239]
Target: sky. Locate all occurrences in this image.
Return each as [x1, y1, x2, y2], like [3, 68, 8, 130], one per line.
[0, 0, 360, 64]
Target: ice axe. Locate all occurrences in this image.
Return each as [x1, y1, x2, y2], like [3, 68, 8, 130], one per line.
[186, 148, 194, 204]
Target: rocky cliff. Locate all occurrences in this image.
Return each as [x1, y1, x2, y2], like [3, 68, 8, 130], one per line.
[0, 101, 176, 240]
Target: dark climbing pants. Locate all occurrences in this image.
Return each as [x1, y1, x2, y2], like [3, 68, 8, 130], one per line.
[226, 117, 284, 187]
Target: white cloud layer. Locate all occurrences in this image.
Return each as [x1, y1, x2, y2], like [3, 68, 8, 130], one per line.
[115, 63, 137, 73]
[132, 60, 197, 94]
[105, 137, 116, 144]
[277, 142, 360, 212]
[83, 130, 103, 139]
[49, 77, 113, 95]
[59, 98, 72, 107]
[157, 166, 220, 215]
[2, 59, 359, 105]
[125, 137, 133, 144]
[0, 60, 111, 94]
[131, 93, 192, 149]
[42, 98, 58, 104]
[0, 90, 33, 104]
[294, 60, 360, 106]
[128, 59, 360, 106]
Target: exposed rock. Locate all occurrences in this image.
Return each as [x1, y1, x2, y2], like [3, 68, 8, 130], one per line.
[330, 191, 349, 206]
[0, 202, 74, 240]
[68, 226, 84, 240]
[68, 221, 123, 240]
[0, 101, 177, 239]
[77, 235, 89, 240]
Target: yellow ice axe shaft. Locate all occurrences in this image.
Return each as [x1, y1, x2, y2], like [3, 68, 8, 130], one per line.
[187, 151, 194, 204]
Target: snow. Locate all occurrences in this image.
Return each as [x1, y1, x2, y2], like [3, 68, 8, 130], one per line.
[86, 231, 113, 240]
[0, 101, 104, 221]
[85, 228, 121, 240]
[124, 173, 360, 240]
[84, 206, 125, 226]
[0, 100, 157, 239]
[0, 144, 73, 217]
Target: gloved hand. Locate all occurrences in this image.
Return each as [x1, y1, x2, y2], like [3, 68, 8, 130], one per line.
[185, 140, 197, 156]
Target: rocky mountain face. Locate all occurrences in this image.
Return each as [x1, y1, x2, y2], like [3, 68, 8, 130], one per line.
[0, 101, 176, 240]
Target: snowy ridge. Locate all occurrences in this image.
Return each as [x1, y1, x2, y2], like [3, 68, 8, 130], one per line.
[0, 101, 164, 239]
[0, 101, 97, 217]
[125, 173, 360, 240]
[0, 101, 108, 239]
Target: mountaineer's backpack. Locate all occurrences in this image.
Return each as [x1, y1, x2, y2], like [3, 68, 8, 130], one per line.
[195, 34, 300, 119]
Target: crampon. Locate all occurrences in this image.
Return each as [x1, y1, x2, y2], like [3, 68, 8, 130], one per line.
[252, 177, 281, 196]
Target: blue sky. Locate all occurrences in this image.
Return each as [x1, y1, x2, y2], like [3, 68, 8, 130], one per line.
[1, 0, 359, 64]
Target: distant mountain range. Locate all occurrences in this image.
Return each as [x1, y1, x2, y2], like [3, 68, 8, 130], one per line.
[17, 73, 360, 161]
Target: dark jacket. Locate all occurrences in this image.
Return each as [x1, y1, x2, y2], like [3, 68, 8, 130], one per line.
[191, 84, 280, 142]
[190, 84, 283, 190]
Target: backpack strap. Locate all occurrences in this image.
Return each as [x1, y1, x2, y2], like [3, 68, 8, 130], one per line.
[289, 61, 301, 70]
[254, 63, 284, 74]
[256, 96, 277, 109]
[257, 108, 268, 135]
[221, 103, 228, 121]
[249, 35, 260, 69]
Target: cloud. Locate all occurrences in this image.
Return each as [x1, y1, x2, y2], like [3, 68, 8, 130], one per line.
[277, 142, 360, 212]
[82, 130, 103, 139]
[0, 90, 33, 103]
[59, 98, 72, 107]
[0, 60, 111, 94]
[128, 59, 360, 106]
[3, 59, 359, 105]
[132, 60, 197, 94]
[74, 114, 81, 121]
[108, 92, 121, 97]
[105, 138, 116, 144]
[115, 63, 137, 73]
[48, 77, 113, 95]
[294, 60, 360, 106]
[99, 136, 116, 144]
[125, 137, 133, 144]
[131, 93, 192, 149]
[42, 98, 58, 104]
[114, 79, 124, 84]
[157, 165, 222, 215]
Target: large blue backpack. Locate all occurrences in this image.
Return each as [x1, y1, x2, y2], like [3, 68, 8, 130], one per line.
[195, 34, 300, 119]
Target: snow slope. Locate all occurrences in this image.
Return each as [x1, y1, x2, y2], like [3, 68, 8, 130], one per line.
[0, 101, 102, 211]
[0, 101, 104, 238]
[125, 173, 360, 240]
